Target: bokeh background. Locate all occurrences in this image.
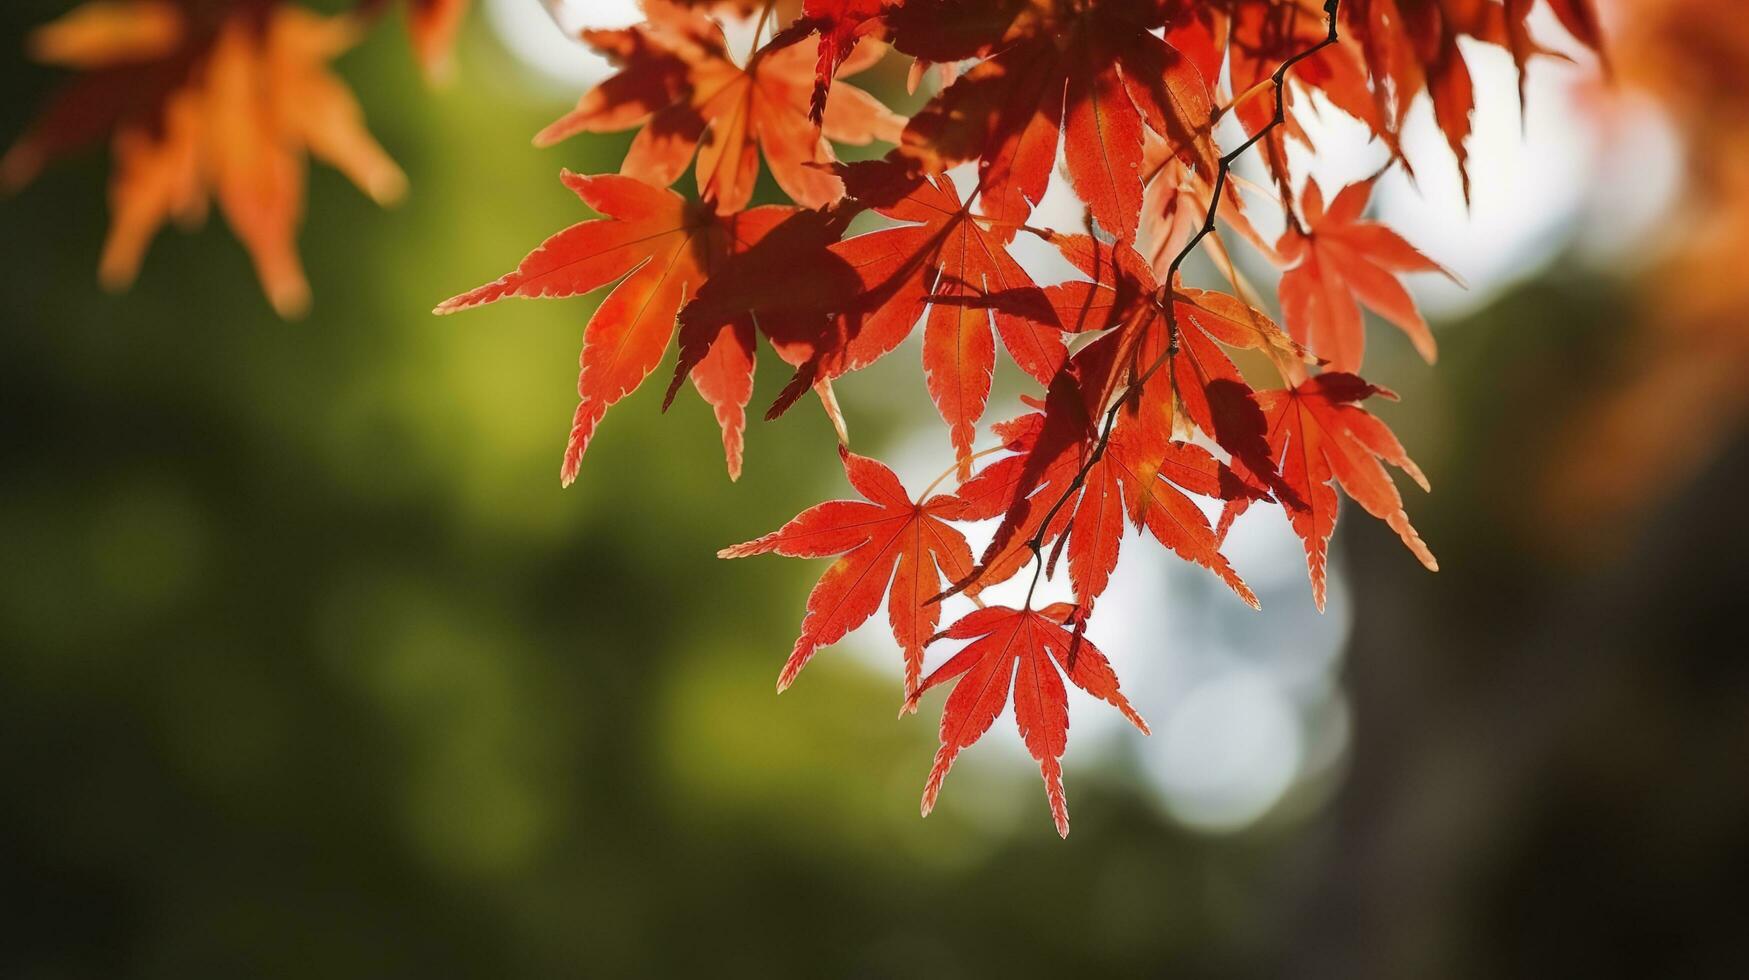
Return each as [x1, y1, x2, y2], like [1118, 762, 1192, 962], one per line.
[3, 1, 1745, 977]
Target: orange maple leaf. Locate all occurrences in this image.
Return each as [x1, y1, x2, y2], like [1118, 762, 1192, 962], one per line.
[5, 1, 406, 317]
[906, 602, 1148, 838]
[1277, 178, 1450, 374]
[943, 375, 1264, 612]
[902, 0, 1218, 241]
[535, 0, 903, 214]
[1255, 371, 1437, 611]
[720, 446, 974, 696]
[437, 171, 798, 484]
[773, 159, 1067, 472]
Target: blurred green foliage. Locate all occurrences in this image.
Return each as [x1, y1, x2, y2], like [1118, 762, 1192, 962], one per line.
[5, 4, 1747, 978]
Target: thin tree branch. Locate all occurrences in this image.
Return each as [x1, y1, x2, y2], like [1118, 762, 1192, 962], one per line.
[1013, 0, 1344, 609]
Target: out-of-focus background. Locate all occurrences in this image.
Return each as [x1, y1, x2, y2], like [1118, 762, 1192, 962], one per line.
[2, 1, 1744, 977]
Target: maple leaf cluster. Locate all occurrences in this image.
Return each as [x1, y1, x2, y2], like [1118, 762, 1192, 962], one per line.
[433, 0, 1602, 835]
[6, 0, 1604, 835]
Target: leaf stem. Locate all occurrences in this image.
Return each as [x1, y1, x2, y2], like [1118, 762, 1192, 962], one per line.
[921, 446, 1005, 501]
[1214, 77, 1270, 122]
[746, 0, 778, 65]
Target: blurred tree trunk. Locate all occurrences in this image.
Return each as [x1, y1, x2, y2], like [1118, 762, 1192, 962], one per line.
[1283, 281, 1749, 980]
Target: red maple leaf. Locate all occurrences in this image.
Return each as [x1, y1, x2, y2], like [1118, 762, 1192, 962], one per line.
[1140, 137, 1275, 279]
[1342, 0, 1590, 196]
[840, 163, 1067, 471]
[769, 0, 891, 126]
[1540, 0, 1605, 55]
[1254, 371, 1437, 610]
[943, 374, 1265, 611]
[1037, 232, 1305, 508]
[905, 602, 1148, 838]
[901, 0, 1218, 241]
[817, 161, 1067, 464]
[1224, 0, 1389, 185]
[1277, 177, 1451, 374]
[719, 446, 973, 696]
[534, 0, 902, 214]
[672, 157, 1068, 452]
[435, 171, 794, 483]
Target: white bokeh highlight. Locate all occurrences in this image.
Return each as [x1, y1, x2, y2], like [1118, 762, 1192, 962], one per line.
[484, 0, 643, 87]
[1148, 670, 1303, 831]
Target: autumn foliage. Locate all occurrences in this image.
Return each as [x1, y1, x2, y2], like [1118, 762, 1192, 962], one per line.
[9, 0, 1607, 835]
[4, 0, 418, 316]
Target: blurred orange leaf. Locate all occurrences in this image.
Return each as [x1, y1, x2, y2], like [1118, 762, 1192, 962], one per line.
[5, 1, 405, 317]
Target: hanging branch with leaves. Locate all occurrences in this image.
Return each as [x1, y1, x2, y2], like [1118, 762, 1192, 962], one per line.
[6, 0, 1606, 836]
